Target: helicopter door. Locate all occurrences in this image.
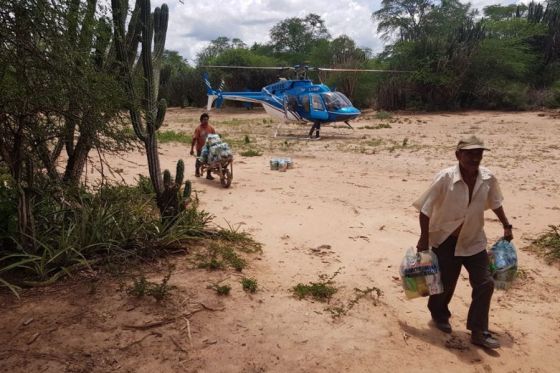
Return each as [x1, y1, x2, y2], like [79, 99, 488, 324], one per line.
[309, 94, 328, 121]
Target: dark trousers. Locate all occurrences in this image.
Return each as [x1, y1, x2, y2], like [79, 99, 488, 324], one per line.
[195, 149, 211, 177]
[428, 235, 494, 332]
[308, 122, 321, 138]
[195, 149, 202, 173]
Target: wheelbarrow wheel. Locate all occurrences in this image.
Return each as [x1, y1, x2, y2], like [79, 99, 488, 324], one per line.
[220, 168, 232, 188]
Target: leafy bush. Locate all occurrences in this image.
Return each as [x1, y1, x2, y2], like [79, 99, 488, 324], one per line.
[0, 178, 211, 295]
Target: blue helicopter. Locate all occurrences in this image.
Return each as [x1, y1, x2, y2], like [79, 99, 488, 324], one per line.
[202, 65, 405, 138]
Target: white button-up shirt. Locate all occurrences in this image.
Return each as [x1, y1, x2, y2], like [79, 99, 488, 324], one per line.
[413, 165, 504, 256]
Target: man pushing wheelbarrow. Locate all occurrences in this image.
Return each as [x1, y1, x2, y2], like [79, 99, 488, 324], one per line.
[193, 132, 233, 188]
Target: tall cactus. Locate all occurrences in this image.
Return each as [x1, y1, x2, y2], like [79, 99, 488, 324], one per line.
[111, 0, 190, 217]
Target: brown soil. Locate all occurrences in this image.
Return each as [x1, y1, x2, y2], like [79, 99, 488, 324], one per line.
[1, 108, 560, 372]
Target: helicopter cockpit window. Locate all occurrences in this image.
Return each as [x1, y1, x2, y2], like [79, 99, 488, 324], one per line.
[321, 92, 353, 110]
[301, 95, 310, 112]
[311, 94, 325, 111]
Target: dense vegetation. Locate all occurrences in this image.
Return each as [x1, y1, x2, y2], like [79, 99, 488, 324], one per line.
[159, 1, 560, 110]
[0, 0, 204, 296]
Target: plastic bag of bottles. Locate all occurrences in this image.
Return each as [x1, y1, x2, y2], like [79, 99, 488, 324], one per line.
[201, 135, 233, 164]
[488, 239, 517, 290]
[400, 247, 444, 299]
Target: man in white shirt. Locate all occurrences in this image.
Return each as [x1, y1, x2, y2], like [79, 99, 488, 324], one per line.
[413, 135, 513, 349]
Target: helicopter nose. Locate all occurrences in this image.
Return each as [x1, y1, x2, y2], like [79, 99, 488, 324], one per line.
[338, 107, 361, 116]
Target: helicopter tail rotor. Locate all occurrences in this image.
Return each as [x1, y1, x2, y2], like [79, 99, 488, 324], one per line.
[203, 72, 224, 110]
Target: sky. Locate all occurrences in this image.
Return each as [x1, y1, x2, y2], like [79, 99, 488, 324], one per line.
[151, 0, 516, 65]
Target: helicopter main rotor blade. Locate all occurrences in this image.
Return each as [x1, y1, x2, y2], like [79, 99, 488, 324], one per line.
[317, 67, 412, 73]
[201, 65, 293, 70]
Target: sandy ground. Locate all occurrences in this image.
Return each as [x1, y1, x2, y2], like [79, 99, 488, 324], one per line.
[1, 108, 560, 372]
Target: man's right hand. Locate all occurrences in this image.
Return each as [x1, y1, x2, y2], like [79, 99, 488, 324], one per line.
[190, 149, 194, 156]
[416, 237, 429, 252]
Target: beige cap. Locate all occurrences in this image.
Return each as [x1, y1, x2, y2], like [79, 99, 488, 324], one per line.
[456, 135, 490, 151]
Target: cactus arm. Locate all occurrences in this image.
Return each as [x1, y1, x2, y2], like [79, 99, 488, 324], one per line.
[155, 99, 166, 130]
[152, 4, 168, 100]
[125, 1, 141, 67]
[111, 0, 147, 142]
[139, 0, 158, 130]
[163, 169, 171, 186]
[183, 180, 192, 199]
[175, 159, 184, 186]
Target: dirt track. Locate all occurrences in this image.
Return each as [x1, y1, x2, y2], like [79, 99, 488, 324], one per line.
[1, 108, 560, 372]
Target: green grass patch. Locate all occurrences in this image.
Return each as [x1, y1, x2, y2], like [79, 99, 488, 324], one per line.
[293, 282, 337, 301]
[214, 222, 263, 254]
[363, 123, 392, 130]
[197, 242, 247, 272]
[241, 277, 258, 293]
[240, 149, 262, 157]
[158, 130, 192, 144]
[292, 268, 342, 302]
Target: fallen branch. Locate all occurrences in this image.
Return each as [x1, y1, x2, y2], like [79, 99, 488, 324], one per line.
[170, 335, 188, 353]
[122, 318, 175, 330]
[119, 332, 160, 350]
[198, 302, 225, 312]
[185, 318, 193, 348]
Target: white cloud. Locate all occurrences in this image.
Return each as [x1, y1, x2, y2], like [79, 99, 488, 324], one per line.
[149, 0, 522, 64]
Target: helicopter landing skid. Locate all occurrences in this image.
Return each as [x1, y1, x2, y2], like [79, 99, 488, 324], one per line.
[273, 121, 284, 138]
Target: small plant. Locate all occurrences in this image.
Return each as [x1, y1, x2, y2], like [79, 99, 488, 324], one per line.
[127, 269, 174, 302]
[325, 286, 383, 318]
[209, 283, 231, 296]
[293, 282, 337, 301]
[530, 225, 560, 262]
[197, 242, 248, 271]
[292, 268, 342, 302]
[244, 135, 251, 144]
[241, 277, 258, 293]
[198, 257, 225, 270]
[215, 222, 263, 254]
[220, 245, 247, 271]
[240, 149, 262, 157]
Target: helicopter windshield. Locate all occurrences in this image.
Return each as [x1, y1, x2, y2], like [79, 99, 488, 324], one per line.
[321, 92, 353, 110]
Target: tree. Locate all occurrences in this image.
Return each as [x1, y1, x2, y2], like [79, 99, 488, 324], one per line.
[372, 0, 434, 41]
[0, 0, 131, 246]
[197, 36, 247, 65]
[269, 13, 330, 56]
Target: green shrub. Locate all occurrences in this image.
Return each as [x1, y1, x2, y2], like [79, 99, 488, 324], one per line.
[241, 277, 258, 293]
[0, 179, 212, 294]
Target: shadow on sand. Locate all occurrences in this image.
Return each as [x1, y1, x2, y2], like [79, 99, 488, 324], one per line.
[398, 320, 510, 363]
